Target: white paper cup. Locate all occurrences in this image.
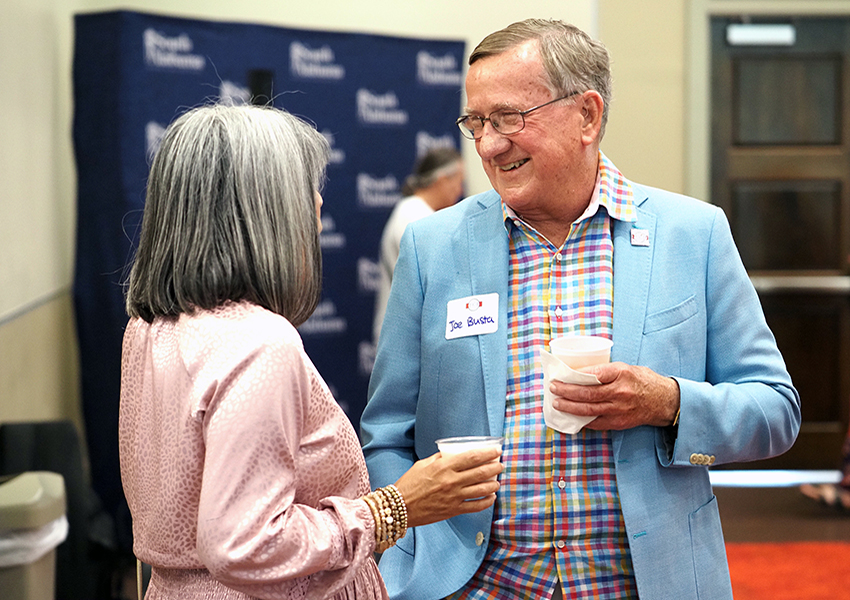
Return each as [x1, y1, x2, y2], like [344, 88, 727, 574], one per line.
[435, 435, 503, 455]
[435, 436, 503, 456]
[549, 335, 613, 369]
[435, 436, 503, 481]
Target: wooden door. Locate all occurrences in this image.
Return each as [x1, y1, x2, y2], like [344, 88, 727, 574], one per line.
[711, 16, 850, 469]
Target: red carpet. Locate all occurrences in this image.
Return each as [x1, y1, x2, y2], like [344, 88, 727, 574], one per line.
[726, 541, 850, 600]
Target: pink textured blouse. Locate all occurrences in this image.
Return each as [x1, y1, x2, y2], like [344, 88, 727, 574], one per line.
[118, 302, 387, 599]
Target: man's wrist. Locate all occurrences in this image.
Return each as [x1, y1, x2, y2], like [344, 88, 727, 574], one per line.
[669, 377, 681, 427]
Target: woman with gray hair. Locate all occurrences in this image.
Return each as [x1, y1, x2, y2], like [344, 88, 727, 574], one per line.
[119, 104, 500, 600]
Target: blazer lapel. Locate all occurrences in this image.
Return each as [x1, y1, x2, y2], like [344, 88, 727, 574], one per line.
[611, 199, 655, 456]
[466, 193, 510, 438]
[612, 207, 655, 365]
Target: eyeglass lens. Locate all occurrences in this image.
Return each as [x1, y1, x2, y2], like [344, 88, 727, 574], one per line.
[459, 110, 524, 139]
[457, 92, 579, 140]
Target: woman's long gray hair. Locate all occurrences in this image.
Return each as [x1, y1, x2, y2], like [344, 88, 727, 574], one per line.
[125, 104, 330, 326]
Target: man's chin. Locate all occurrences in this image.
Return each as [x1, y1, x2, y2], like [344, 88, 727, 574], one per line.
[494, 186, 531, 209]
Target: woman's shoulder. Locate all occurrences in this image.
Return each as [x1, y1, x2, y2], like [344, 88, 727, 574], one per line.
[178, 302, 304, 369]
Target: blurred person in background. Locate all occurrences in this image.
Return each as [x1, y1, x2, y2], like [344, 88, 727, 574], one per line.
[373, 147, 464, 343]
[800, 426, 850, 511]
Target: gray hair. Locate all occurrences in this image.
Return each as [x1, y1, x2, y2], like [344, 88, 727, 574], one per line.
[402, 147, 462, 196]
[469, 19, 612, 139]
[125, 104, 330, 326]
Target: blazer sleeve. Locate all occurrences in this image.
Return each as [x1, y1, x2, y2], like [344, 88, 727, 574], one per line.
[658, 205, 801, 467]
[361, 224, 425, 488]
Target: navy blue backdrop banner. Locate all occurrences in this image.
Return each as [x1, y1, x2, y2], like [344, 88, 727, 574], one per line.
[72, 9, 464, 548]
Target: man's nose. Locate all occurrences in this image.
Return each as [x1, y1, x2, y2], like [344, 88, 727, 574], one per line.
[475, 123, 510, 159]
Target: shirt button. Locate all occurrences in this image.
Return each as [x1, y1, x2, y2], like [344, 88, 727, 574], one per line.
[554, 307, 563, 317]
[556, 540, 565, 549]
[475, 531, 485, 546]
[557, 479, 566, 489]
[555, 253, 563, 261]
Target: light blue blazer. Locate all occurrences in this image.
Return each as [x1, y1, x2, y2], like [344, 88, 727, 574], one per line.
[361, 184, 800, 600]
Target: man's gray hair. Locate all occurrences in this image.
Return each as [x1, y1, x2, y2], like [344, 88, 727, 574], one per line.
[125, 103, 330, 326]
[469, 19, 612, 139]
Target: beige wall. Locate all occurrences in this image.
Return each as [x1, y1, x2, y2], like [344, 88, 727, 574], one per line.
[0, 294, 81, 429]
[598, 0, 687, 193]
[1, 0, 80, 428]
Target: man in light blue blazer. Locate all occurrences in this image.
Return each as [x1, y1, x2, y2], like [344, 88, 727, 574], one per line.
[361, 18, 800, 600]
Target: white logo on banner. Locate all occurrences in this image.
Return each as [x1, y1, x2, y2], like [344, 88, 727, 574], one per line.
[320, 214, 346, 249]
[356, 90, 409, 125]
[416, 51, 462, 86]
[299, 300, 347, 335]
[320, 130, 346, 165]
[359, 340, 377, 375]
[145, 122, 167, 161]
[143, 29, 205, 71]
[357, 257, 381, 292]
[357, 174, 401, 208]
[416, 131, 457, 157]
[290, 41, 345, 80]
[219, 80, 250, 105]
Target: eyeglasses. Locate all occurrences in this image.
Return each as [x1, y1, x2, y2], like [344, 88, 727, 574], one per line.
[456, 91, 580, 140]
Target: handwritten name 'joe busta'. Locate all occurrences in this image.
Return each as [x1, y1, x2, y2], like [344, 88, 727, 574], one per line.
[449, 315, 495, 333]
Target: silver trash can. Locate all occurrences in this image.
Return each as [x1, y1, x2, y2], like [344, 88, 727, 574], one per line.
[0, 472, 68, 600]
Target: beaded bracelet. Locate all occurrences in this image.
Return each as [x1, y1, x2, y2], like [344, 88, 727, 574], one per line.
[385, 485, 408, 532]
[364, 485, 408, 552]
[362, 493, 384, 546]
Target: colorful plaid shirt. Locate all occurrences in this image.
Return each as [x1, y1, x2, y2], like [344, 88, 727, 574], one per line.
[448, 153, 638, 600]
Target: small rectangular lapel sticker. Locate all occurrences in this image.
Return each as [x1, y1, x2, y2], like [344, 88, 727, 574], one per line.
[445, 293, 499, 340]
[630, 228, 650, 247]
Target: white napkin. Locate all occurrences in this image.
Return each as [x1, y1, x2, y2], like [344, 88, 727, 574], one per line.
[540, 349, 601, 434]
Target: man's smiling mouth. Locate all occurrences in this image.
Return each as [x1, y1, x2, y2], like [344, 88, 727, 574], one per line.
[498, 158, 529, 172]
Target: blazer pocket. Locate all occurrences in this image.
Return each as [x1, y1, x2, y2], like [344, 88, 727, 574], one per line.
[688, 495, 732, 598]
[643, 296, 698, 335]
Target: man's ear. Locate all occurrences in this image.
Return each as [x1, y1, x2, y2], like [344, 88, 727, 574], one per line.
[579, 90, 604, 146]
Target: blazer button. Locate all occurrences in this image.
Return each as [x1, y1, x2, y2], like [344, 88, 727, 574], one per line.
[475, 531, 485, 546]
[708, 455, 716, 465]
[690, 453, 712, 465]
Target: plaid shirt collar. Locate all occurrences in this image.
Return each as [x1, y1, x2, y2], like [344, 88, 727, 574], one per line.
[501, 151, 638, 231]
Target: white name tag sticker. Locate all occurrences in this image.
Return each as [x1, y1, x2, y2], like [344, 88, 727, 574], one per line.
[630, 228, 650, 247]
[445, 293, 499, 339]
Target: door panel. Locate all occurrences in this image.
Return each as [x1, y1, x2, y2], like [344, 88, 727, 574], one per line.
[731, 180, 841, 270]
[734, 55, 841, 145]
[712, 16, 850, 469]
